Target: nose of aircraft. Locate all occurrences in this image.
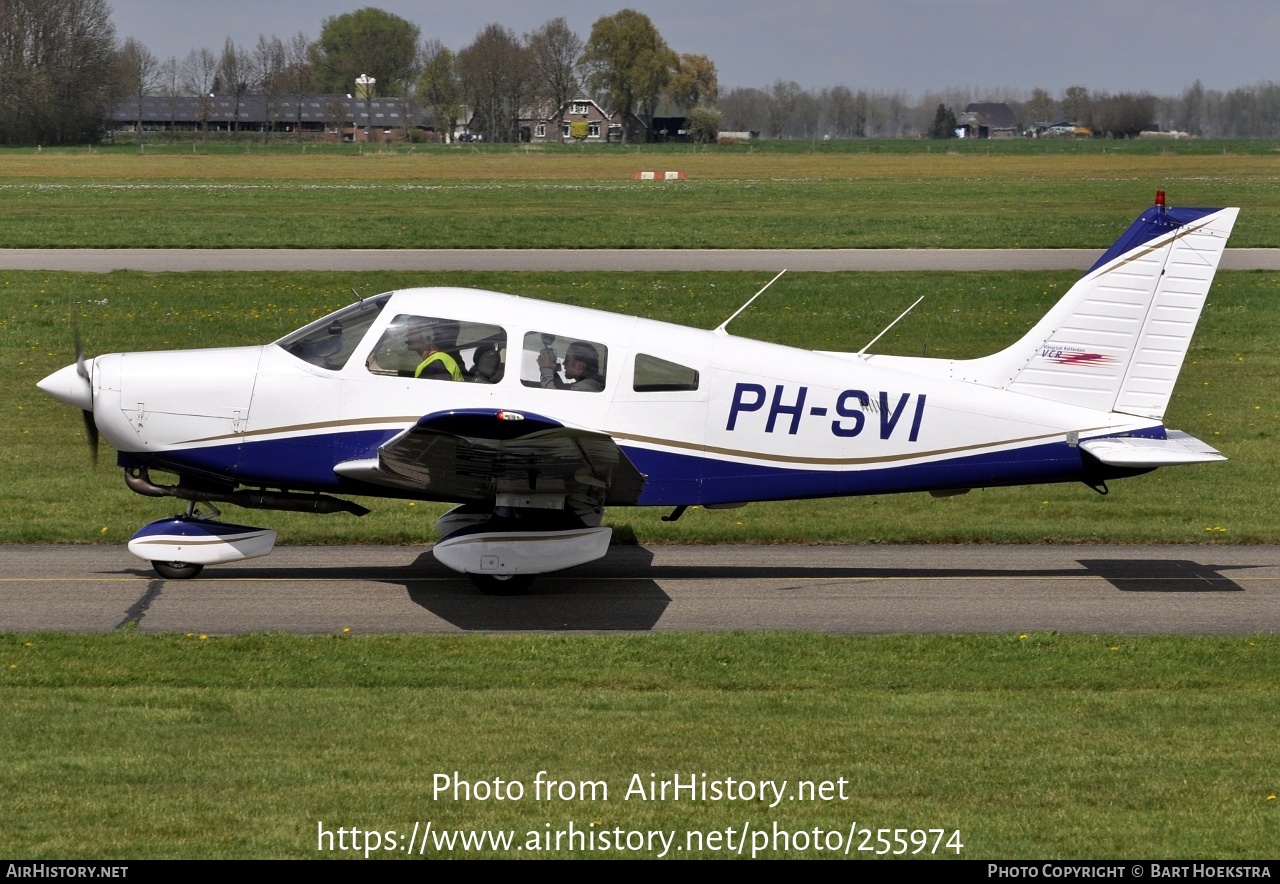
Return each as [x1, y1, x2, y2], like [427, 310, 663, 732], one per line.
[37, 361, 94, 411]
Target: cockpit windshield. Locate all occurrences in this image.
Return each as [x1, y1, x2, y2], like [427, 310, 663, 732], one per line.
[274, 294, 390, 371]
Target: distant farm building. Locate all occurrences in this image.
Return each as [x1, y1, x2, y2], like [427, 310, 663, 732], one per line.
[957, 102, 1019, 138]
[525, 98, 620, 143]
[112, 94, 436, 141]
[518, 95, 696, 144]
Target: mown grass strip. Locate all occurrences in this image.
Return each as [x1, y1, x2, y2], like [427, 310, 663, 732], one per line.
[2, 140, 1280, 248]
[1, 632, 1275, 858]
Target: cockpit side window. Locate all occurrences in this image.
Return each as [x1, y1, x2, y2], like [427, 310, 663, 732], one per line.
[275, 295, 389, 371]
[367, 315, 507, 383]
[521, 331, 607, 392]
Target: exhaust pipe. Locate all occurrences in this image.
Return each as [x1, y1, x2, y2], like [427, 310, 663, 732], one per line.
[124, 467, 370, 516]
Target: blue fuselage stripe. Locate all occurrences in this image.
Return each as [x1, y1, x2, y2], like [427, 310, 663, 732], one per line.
[623, 442, 1089, 504]
[118, 429, 1122, 506]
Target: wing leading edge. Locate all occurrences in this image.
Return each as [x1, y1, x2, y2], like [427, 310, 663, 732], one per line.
[333, 408, 645, 506]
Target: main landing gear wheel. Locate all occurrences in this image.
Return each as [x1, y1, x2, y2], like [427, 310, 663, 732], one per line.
[469, 573, 534, 595]
[152, 561, 204, 580]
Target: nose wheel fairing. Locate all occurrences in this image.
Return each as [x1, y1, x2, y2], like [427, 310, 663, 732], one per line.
[127, 516, 277, 577]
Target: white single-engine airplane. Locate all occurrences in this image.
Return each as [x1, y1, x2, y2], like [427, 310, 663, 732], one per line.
[39, 194, 1237, 590]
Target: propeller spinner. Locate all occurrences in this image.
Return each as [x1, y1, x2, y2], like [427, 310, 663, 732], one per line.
[37, 330, 98, 464]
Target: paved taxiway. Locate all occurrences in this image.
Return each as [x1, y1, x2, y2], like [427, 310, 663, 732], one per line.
[3, 544, 1275, 635]
[3, 248, 1280, 273]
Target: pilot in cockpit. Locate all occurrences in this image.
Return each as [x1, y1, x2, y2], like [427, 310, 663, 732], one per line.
[406, 322, 463, 381]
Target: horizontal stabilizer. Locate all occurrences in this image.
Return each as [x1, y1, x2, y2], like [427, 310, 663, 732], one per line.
[1080, 430, 1225, 468]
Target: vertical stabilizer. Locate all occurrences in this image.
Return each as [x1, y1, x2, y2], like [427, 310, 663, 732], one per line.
[955, 200, 1238, 420]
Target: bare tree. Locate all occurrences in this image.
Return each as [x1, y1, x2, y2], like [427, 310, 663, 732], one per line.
[157, 56, 181, 130]
[865, 90, 909, 137]
[252, 34, 286, 135]
[218, 37, 253, 132]
[457, 24, 534, 142]
[823, 85, 866, 137]
[181, 47, 218, 133]
[0, 0, 120, 144]
[718, 86, 767, 132]
[527, 17, 583, 142]
[792, 88, 821, 138]
[118, 38, 161, 137]
[1091, 92, 1157, 138]
[419, 39, 462, 143]
[1176, 80, 1204, 136]
[766, 79, 800, 138]
[282, 32, 314, 135]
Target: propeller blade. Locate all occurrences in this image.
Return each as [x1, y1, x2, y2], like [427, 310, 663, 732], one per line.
[73, 313, 90, 381]
[81, 409, 99, 465]
[68, 306, 96, 464]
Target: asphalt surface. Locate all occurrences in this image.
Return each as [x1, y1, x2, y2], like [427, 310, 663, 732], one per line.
[2, 248, 1279, 272]
[3, 544, 1275, 635]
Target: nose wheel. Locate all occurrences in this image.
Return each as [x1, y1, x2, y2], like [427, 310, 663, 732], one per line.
[152, 561, 204, 580]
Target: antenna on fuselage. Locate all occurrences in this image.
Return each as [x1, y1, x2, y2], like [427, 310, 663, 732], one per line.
[350, 288, 363, 302]
[713, 269, 786, 335]
[857, 295, 925, 356]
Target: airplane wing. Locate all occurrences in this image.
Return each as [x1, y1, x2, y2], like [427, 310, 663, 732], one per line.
[333, 409, 646, 506]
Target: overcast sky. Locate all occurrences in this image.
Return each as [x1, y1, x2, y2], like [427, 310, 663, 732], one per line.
[109, 1, 1280, 98]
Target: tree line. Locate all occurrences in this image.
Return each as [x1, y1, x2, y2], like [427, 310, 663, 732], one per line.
[72, 5, 717, 146]
[6, 1, 1280, 145]
[721, 82, 1280, 140]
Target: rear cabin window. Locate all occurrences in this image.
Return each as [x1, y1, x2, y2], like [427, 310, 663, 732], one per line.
[521, 331, 607, 393]
[633, 353, 699, 392]
[366, 315, 506, 383]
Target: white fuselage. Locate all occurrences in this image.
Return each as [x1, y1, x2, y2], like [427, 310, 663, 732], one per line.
[81, 287, 1153, 507]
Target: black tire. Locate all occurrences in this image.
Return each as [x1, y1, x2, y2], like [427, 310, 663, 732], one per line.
[152, 561, 203, 580]
[469, 573, 534, 595]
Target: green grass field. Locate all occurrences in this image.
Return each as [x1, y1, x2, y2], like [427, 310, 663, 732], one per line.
[2, 139, 1280, 248]
[3, 632, 1276, 858]
[4, 145, 1279, 860]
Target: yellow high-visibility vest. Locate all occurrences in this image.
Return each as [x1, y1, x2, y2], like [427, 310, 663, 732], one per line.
[414, 351, 462, 381]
